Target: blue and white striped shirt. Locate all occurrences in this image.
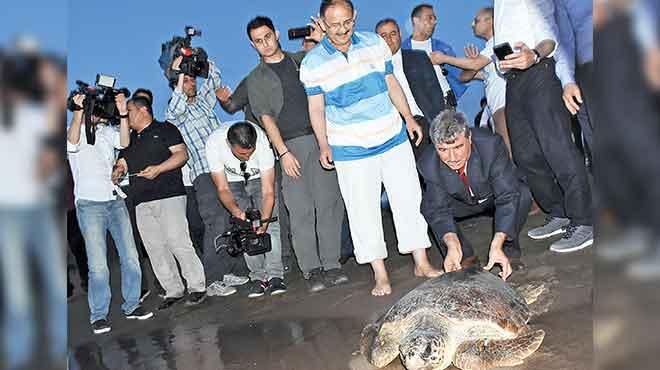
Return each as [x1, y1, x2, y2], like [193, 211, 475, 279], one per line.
[166, 61, 224, 183]
[299, 31, 407, 161]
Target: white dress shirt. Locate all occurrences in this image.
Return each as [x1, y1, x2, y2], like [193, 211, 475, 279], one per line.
[494, 0, 559, 61]
[410, 38, 452, 96]
[67, 123, 122, 202]
[391, 49, 425, 117]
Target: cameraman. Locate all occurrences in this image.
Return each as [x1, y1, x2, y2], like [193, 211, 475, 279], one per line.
[66, 92, 152, 335]
[166, 55, 248, 294]
[206, 121, 286, 298]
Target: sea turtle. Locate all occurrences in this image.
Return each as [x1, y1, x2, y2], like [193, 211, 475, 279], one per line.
[360, 267, 547, 370]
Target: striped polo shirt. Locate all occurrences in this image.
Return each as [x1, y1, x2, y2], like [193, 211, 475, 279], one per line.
[300, 31, 407, 161]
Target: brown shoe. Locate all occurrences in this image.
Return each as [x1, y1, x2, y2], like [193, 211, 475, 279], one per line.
[461, 255, 480, 269]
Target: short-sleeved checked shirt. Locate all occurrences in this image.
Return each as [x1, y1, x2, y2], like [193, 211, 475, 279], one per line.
[299, 31, 407, 161]
[166, 61, 225, 183]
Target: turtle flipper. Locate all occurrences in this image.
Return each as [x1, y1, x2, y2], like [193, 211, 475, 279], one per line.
[515, 283, 545, 304]
[453, 329, 545, 370]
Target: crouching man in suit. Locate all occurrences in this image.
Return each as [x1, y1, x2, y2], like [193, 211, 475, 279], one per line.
[418, 111, 532, 280]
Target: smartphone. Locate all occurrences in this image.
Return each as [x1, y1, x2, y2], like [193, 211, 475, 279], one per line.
[493, 42, 514, 61]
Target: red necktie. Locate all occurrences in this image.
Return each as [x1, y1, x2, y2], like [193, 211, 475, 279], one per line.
[457, 166, 473, 196]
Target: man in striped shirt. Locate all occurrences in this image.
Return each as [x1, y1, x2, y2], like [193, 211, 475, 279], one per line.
[301, 0, 442, 296]
[166, 55, 246, 296]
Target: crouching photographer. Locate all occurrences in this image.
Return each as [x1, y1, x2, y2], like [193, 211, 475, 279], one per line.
[66, 77, 152, 335]
[206, 121, 287, 298]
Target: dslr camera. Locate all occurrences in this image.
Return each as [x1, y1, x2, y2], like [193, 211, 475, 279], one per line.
[214, 208, 278, 257]
[159, 26, 209, 87]
[66, 74, 131, 144]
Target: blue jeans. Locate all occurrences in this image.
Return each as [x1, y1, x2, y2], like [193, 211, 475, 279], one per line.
[0, 206, 66, 368]
[75, 199, 141, 322]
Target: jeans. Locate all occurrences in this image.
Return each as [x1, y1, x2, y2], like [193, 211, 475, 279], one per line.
[0, 206, 66, 368]
[75, 198, 141, 322]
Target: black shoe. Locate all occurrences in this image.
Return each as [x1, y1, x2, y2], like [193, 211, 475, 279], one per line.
[139, 289, 151, 303]
[510, 258, 526, 272]
[267, 278, 287, 296]
[247, 280, 267, 298]
[307, 268, 326, 293]
[339, 253, 354, 265]
[125, 306, 154, 320]
[158, 296, 184, 311]
[324, 268, 349, 286]
[185, 291, 207, 306]
[91, 319, 111, 335]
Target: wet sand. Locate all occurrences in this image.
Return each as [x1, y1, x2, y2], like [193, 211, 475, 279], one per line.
[69, 213, 593, 370]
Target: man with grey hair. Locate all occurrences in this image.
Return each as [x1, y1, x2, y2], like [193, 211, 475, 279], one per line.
[417, 111, 532, 280]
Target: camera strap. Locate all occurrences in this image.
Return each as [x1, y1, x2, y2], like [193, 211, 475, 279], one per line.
[84, 101, 97, 145]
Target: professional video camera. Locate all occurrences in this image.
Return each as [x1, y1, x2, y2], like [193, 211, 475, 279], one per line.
[66, 74, 131, 145]
[214, 208, 278, 257]
[159, 26, 209, 87]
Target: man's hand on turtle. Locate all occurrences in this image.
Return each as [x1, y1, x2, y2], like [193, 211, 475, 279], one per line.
[484, 247, 512, 281]
[443, 246, 462, 273]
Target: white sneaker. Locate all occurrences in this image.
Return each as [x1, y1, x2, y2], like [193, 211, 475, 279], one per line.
[206, 280, 237, 297]
[223, 274, 250, 286]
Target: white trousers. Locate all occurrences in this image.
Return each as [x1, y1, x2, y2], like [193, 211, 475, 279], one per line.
[334, 141, 430, 264]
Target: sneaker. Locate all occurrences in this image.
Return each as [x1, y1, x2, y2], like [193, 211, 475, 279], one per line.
[91, 319, 111, 335]
[324, 268, 349, 286]
[206, 280, 237, 297]
[125, 306, 154, 320]
[307, 268, 326, 293]
[266, 277, 287, 296]
[223, 274, 250, 287]
[185, 291, 207, 306]
[139, 289, 151, 303]
[549, 224, 594, 253]
[625, 246, 660, 281]
[247, 280, 267, 298]
[158, 296, 184, 311]
[528, 217, 570, 240]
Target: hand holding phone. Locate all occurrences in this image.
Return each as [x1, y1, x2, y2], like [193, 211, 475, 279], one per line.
[493, 42, 514, 61]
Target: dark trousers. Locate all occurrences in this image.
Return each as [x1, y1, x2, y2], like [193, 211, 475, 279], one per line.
[185, 186, 205, 255]
[412, 115, 432, 160]
[448, 183, 533, 259]
[575, 62, 594, 153]
[505, 58, 592, 226]
[193, 173, 247, 285]
[67, 209, 88, 289]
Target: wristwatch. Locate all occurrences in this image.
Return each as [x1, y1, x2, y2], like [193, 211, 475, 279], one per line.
[532, 49, 542, 64]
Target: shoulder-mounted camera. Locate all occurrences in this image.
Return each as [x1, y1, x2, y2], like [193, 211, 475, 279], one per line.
[159, 26, 209, 88]
[214, 208, 278, 257]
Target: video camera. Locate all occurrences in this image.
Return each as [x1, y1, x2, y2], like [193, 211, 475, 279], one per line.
[159, 26, 209, 87]
[66, 74, 131, 145]
[214, 208, 278, 257]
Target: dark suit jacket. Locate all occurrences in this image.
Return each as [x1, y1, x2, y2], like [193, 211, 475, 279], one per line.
[400, 49, 445, 122]
[417, 128, 521, 240]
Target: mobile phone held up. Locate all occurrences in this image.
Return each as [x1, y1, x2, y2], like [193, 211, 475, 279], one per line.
[493, 42, 514, 61]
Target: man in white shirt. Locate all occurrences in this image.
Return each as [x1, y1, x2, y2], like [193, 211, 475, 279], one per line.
[206, 121, 286, 298]
[66, 93, 152, 335]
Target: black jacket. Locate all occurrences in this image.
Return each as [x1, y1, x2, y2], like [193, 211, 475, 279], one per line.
[417, 128, 521, 239]
[401, 49, 445, 121]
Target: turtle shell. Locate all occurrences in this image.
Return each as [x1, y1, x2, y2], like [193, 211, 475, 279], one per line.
[381, 267, 531, 335]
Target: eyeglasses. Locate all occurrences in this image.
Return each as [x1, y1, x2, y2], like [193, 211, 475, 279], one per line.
[240, 161, 251, 184]
[324, 18, 355, 31]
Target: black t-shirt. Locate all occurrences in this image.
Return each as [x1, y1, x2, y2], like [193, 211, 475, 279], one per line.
[267, 57, 314, 141]
[119, 120, 186, 205]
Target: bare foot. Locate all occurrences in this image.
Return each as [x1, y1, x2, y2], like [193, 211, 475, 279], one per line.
[414, 264, 443, 278]
[371, 278, 392, 296]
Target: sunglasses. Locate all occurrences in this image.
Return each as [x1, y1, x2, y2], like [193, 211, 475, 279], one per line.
[240, 161, 251, 184]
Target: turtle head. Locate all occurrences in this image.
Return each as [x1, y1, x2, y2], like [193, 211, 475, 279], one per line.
[399, 324, 450, 370]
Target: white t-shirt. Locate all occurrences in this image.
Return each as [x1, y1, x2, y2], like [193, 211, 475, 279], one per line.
[391, 49, 425, 117]
[0, 104, 50, 206]
[67, 122, 122, 203]
[410, 38, 452, 96]
[205, 122, 274, 183]
[479, 38, 507, 112]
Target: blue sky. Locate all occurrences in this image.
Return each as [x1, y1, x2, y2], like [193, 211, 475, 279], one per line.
[1, 1, 67, 53]
[67, 0, 491, 122]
